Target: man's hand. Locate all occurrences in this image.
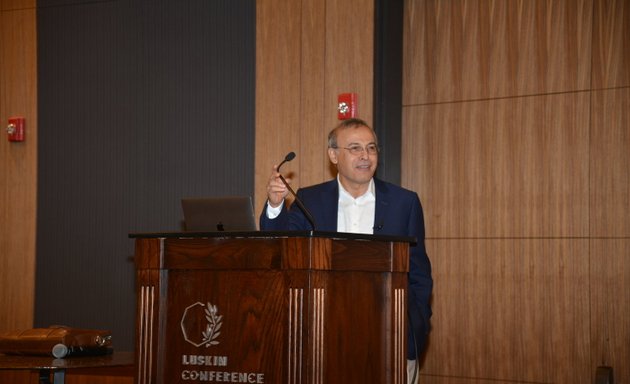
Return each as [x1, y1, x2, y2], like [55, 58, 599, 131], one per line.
[267, 165, 290, 208]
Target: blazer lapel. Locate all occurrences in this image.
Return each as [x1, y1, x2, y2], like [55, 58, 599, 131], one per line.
[315, 179, 339, 231]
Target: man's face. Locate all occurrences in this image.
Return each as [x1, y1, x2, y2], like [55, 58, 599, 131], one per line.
[328, 125, 378, 194]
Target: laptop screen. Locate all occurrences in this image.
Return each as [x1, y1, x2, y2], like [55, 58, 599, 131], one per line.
[181, 196, 257, 232]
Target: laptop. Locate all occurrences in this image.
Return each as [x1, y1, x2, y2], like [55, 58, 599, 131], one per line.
[181, 196, 257, 232]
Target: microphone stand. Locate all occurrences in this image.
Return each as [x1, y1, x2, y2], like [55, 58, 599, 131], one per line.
[277, 152, 317, 231]
[277, 174, 316, 231]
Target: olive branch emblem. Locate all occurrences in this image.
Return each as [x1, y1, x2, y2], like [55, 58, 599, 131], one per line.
[202, 303, 222, 346]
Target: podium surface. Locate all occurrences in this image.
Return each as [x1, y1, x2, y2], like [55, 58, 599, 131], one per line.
[131, 231, 410, 384]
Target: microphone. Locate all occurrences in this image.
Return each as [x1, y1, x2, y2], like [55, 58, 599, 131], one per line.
[277, 152, 317, 231]
[278, 151, 296, 171]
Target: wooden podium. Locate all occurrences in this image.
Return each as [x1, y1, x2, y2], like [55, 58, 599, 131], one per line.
[131, 231, 410, 384]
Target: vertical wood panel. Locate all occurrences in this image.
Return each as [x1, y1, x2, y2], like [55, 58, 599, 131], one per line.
[403, 1, 629, 383]
[403, 0, 592, 105]
[323, 0, 374, 179]
[0, 2, 37, 332]
[590, 88, 630, 237]
[255, 0, 302, 215]
[423, 239, 590, 384]
[255, 0, 374, 216]
[403, 93, 590, 238]
[591, 239, 630, 384]
[324, 0, 374, 125]
[300, 0, 328, 189]
[592, 0, 630, 88]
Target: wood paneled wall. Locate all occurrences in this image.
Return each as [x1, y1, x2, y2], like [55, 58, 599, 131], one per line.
[1, 0, 374, 382]
[2, 1, 627, 384]
[255, 0, 375, 215]
[0, 1, 37, 382]
[402, 1, 629, 383]
[0, 0, 37, 331]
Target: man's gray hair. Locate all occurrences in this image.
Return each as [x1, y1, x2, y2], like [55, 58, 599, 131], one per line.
[327, 118, 376, 148]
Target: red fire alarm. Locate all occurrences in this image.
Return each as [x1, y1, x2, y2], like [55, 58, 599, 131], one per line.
[7, 116, 25, 142]
[337, 93, 357, 120]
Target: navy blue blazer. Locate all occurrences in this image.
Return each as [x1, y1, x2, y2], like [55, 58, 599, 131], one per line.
[260, 178, 432, 359]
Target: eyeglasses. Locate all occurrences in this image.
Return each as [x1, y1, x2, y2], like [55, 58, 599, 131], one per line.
[332, 143, 380, 156]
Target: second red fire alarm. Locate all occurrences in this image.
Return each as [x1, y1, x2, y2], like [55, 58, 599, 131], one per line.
[337, 93, 357, 120]
[7, 116, 25, 142]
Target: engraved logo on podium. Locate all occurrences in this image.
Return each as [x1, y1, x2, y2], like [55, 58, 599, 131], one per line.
[181, 302, 223, 347]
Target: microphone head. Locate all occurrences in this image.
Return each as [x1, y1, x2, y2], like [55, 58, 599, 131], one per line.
[278, 151, 296, 173]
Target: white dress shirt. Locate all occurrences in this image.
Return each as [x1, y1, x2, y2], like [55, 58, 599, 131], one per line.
[336, 177, 375, 234]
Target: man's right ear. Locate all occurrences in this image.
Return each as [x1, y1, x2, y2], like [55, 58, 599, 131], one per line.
[327, 147, 338, 164]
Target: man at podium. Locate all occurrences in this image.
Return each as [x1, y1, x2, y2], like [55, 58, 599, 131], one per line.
[260, 118, 433, 384]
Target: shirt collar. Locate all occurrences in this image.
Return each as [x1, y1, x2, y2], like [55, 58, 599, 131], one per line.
[337, 176, 375, 204]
